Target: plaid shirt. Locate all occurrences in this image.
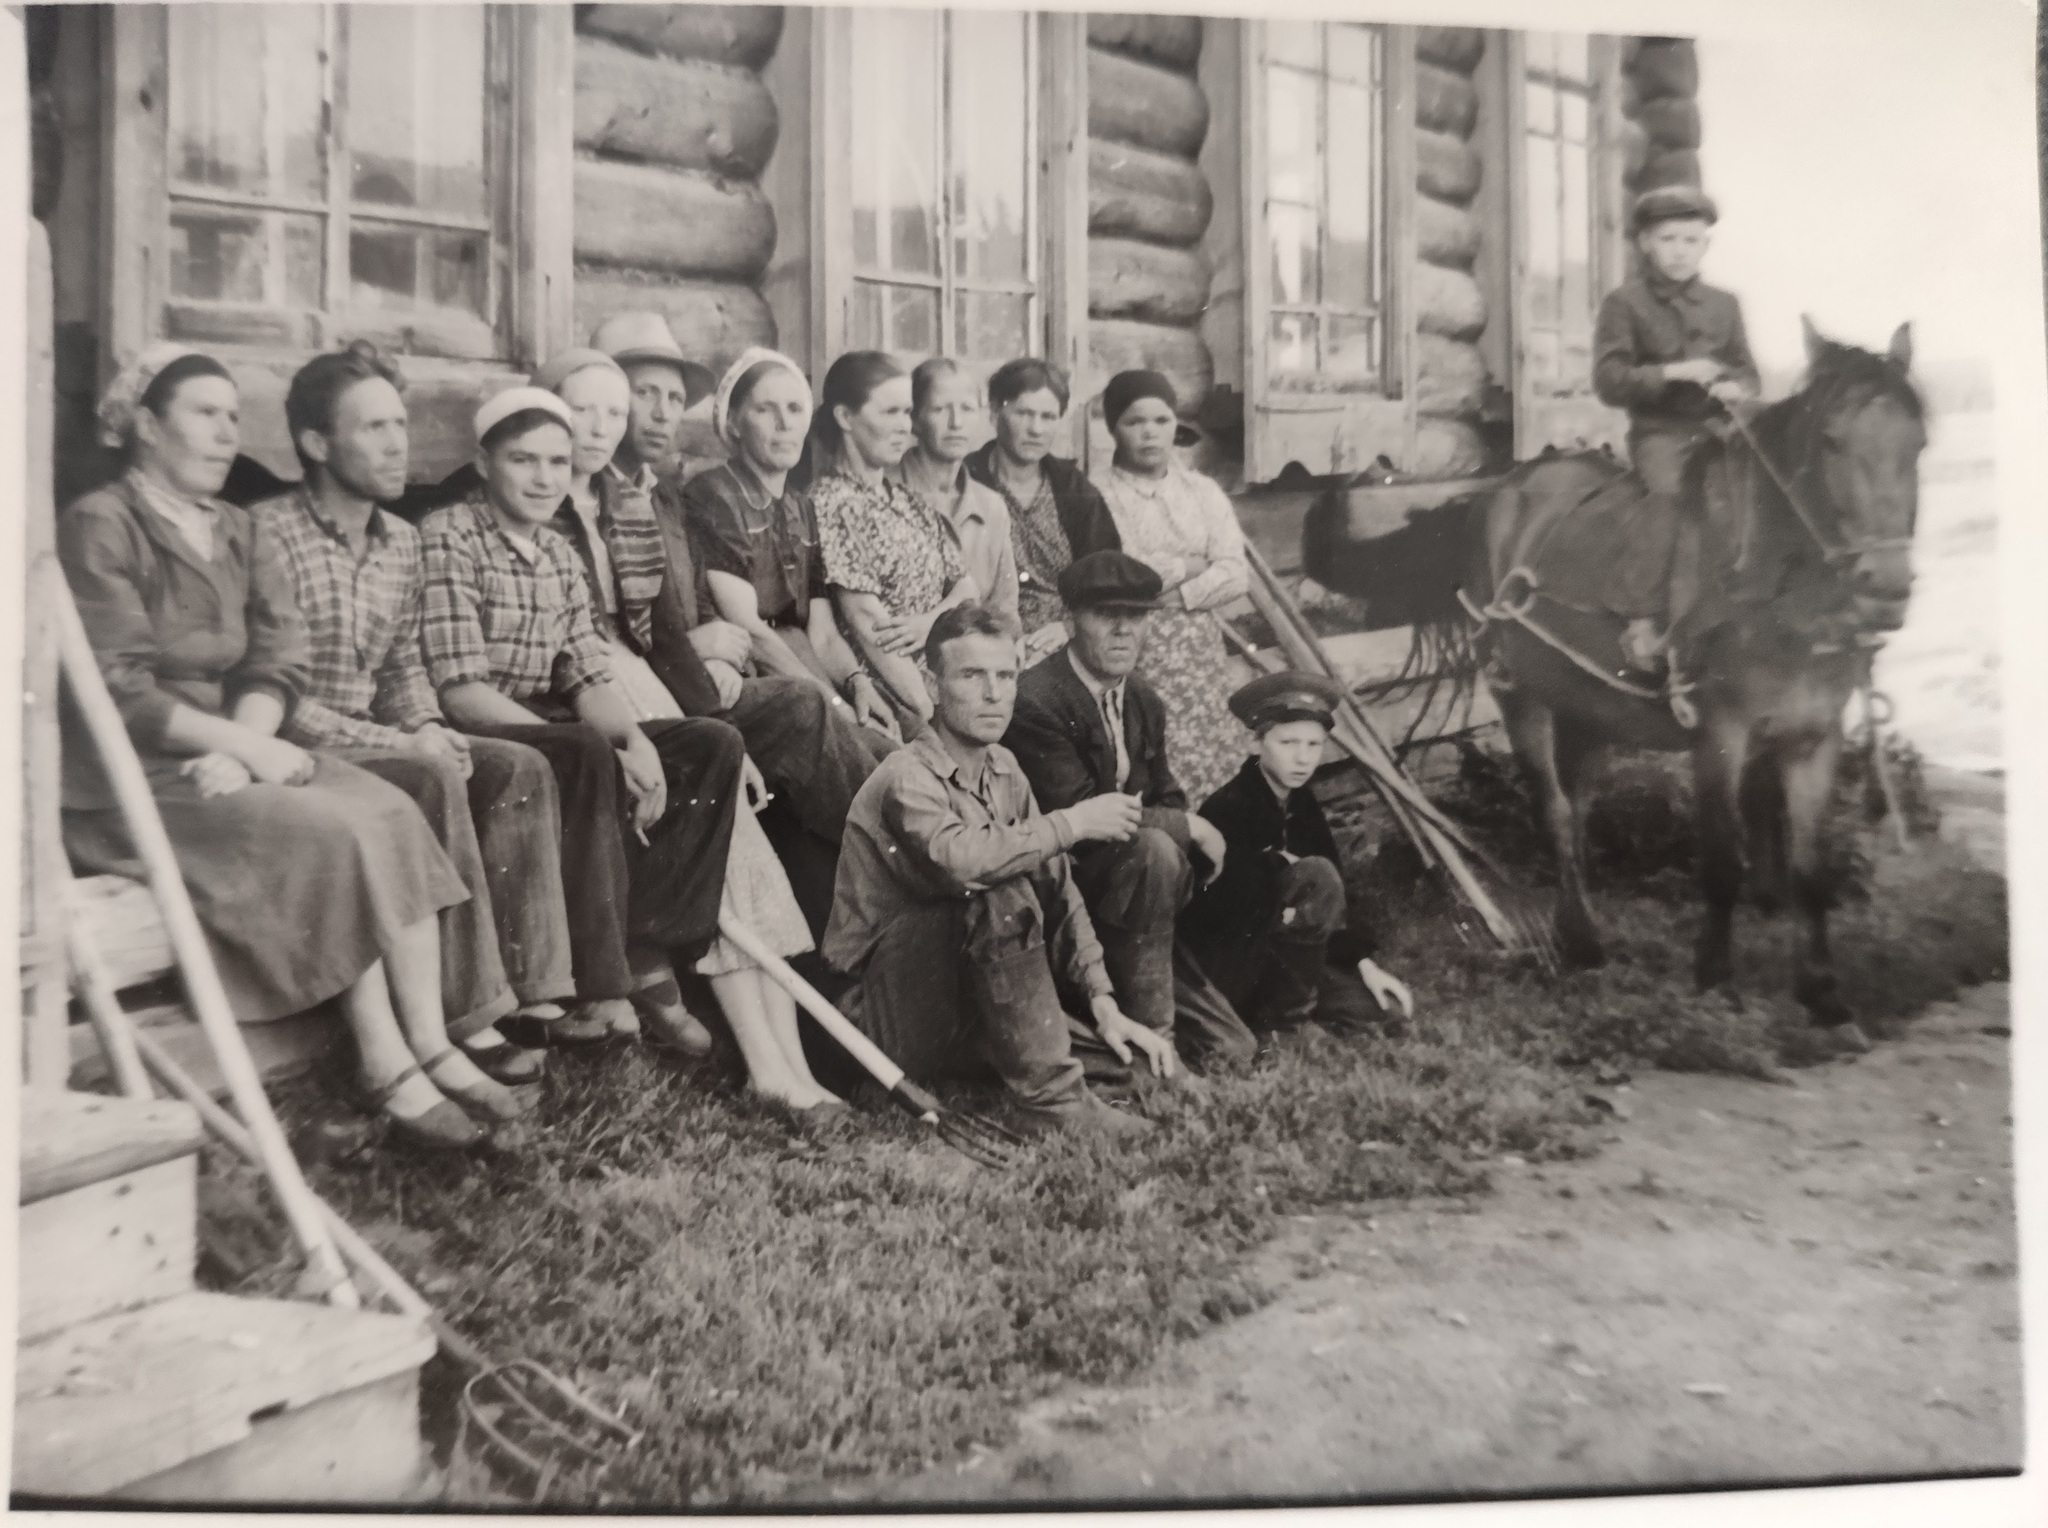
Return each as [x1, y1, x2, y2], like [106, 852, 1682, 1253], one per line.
[250, 487, 440, 750]
[419, 494, 613, 706]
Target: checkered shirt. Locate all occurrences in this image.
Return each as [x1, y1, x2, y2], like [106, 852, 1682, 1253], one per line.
[419, 494, 613, 706]
[250, 487, 440, 751]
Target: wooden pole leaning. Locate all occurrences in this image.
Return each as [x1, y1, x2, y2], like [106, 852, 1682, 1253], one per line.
[63, 882, 154, 1101]
[49, 566, 358, 1308]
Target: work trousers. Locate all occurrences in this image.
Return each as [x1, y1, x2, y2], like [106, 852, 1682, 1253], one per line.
[459, 717, 743, 1001]
[1199, 857, 1384, 1034]
[1073, 827, 1259, 1070]
[722, 674, 893, 842]
[1611, 427, 1705, 625]
[333, 738, 574, 1036]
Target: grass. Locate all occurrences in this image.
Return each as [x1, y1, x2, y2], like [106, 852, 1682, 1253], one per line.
[197, 741, 2008, 1507]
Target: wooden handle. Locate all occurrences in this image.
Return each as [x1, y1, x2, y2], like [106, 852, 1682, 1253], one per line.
[716, 914, 908, 1091]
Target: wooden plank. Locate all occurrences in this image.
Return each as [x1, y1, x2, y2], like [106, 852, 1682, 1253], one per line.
[517, 1, 577, 367]
[1040, 11, 1092, 460]
[65, 875, 174, 992]
[17, 1156, 195, 1342]
[12, 1291, 434, 1499]
[69, 1007, 339, 1099]
[18, 1089, 203, 1204]
[112, 1370, 429, 1505]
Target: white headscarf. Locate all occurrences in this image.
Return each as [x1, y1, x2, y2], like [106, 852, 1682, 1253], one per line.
[97, 342, 203, 448]
[712, 346, 812, 448]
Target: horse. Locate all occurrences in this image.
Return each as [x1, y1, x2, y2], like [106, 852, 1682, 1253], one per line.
[1303, 320, 1925, 1046]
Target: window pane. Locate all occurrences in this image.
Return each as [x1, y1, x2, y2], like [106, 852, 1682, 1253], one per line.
[1269, 203, 1320, 308]
[950, 10, 1031, 285]
[1328, 24, 1377, 85]
[1561, 90, 1589, 145]
[848, 281, 939, 356]
[1325, 82, 1376, 312]
[1270, 311, 1316, 376]
[351, 225, 417, 310]
[350, 223, 489, 320]
[1554, 34, 1591, 83]
[955, 290, 1032, 365]
[1266, 21, 1321, 69]
[1266, 66, 1320, 204]
[1525, 80, 1557, 137]
[170, 205, 323, 306]
[1561, 147, 1592, 335]
[850, 10, 940, 277]
[1524, 32, 1557, 77]
[1325, 314, 1377, 380]
[347, 5, 488, 219]
[1526, 326, 1561, 390]
[167, 4, 324, 199]
[1525, 141, 1561, 329]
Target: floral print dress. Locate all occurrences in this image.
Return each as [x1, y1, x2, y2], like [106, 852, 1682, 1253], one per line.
[812, 466, 964, 696]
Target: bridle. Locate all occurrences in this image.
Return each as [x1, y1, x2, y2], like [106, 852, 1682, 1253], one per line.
[1721, 381, 1916, 572]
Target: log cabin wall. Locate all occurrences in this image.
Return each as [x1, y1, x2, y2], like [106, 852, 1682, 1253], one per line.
[1621, 37, 1703, 199]
[1409, 26, 1491, 479]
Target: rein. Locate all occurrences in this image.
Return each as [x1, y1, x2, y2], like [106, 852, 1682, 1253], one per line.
[1723, 394, 1913, 570]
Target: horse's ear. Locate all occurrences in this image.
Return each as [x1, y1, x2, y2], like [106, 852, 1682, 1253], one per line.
[1886, 322, 1914, 373]
[1801, 314, 1828, 363]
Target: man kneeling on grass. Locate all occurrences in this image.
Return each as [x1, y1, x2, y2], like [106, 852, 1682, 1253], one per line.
[823, 603, 1175, 1138]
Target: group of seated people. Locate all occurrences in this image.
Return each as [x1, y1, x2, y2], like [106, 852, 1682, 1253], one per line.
[58, 320, 1410, 1152]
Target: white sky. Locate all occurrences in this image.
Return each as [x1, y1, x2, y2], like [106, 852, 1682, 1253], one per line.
[1695, 11, 2039, 376]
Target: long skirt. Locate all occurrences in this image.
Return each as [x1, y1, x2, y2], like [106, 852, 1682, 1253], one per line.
[1136, 608, 1252, 806]
[64, 754, 467, 1024]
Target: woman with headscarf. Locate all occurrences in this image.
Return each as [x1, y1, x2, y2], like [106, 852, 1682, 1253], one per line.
[61, 345, 517, 1151]
[683, 348, 898, 751]
[805, 351, 978, 729]
[1092, 369, 1252, 803]
[534, 349, 837, 1111]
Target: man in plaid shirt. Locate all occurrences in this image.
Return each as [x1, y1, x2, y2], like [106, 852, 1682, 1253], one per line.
[252, 345, 590, 1084]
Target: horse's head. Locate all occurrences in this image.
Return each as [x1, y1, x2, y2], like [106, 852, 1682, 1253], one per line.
[1793, 317, 1927, 631]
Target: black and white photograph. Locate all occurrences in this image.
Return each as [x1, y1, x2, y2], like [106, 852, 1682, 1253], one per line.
[2, 0, 2040, 1517]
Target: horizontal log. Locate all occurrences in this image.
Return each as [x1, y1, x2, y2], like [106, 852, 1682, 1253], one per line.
[1414, 263, 1486, 341]
[1089, 139, 1213, 246]
[1637, 95, 1702, 150]
[1621, 119, 1652, 184]
[1088, 48, 1209, 159]
[1416, 194, 1481, 269]
[1633, 148, 1701, 193]
[573, 273, 777, 374]
[1416, 128, 1483, 205]
[1411, 417, 1489, 478]
[1414, 334, 1488, 419]
[1086, 12, 1203, 73]
[573, 158, 776, 281]
[1416, 27, 1486, 73]
[1415, 61, 1479, 138]
[1630, 39, 1699, 102]
[574, 37, 778, 180]
[1088, 237, 1212, 325]
[1620, 67, 1641, 120]
[577, 5, 784, 72]
[1089, 318, 1214, 414]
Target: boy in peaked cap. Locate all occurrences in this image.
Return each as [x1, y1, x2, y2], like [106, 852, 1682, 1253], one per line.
[1179, 672, 1413, 1037]
[1593, 184, 1760, 692]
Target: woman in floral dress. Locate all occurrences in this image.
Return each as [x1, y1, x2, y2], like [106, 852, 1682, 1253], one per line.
[1092, 369, 1251, 804]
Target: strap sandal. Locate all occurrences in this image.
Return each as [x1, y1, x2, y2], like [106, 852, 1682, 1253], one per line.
[459, 1034, 547, 1086]
[632, 978, 714, 1057]
[351, 1062, 485, 1153]
[421, 1046, 530, 1125]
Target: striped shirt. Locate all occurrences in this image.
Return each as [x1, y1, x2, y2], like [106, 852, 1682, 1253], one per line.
[252, 487, 440, 751]
[419, 494, 613, 706]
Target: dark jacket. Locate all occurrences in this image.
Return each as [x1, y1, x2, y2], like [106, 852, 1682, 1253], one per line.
[963, 442, 1121, 562]
[1003, 646, 1190, 854]
[1592, 273, 1761, 436]
[1180, 755, 1376, 965]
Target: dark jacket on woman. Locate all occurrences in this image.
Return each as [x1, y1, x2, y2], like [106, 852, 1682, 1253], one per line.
[963, 442, 1121, 561]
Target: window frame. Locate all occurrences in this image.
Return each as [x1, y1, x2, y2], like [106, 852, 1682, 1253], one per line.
[1241, 20, 1416, 484]
[102, 3, 572, 385]
[1505, 31, 1628, 457]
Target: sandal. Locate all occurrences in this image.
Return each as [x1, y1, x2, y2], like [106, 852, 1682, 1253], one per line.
[632, 977, 713, 1057]
[459, 1035, 547, 1086]
[351, 1062, 484, 1153]
[421, 1047, 530, 1125]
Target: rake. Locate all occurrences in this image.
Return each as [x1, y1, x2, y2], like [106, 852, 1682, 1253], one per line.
[717, 914, 1029, 1170]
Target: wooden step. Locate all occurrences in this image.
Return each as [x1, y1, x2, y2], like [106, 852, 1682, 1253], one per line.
[66, 875, 175, 992]
[19, 1089, 204, 1204]
[18, 1154, 196, 1342]
[13, 1290, 436, 1503]
[67, 1003, 339, 1098]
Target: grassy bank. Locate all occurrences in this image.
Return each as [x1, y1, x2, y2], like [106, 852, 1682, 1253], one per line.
[201, 751, 2006, 1507]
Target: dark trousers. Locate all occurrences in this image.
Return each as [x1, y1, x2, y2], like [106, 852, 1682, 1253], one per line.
[1612, 427, 1704, 623]
[1197, 857, 1382, 1033]
[460, 718, 743, 1000]
[336, 740, 571, 1036]
[1073, 828, 1258, 1070]
[845, 870, 1092, 1122]
[723, 675, 894, 842]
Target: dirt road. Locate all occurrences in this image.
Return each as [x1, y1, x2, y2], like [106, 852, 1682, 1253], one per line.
[839, 982, 2018, 1506]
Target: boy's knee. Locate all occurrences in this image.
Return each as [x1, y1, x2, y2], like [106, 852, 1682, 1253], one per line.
[1276, 856, 1346, 934]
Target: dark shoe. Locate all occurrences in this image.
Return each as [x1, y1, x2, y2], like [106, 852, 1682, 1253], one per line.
[634, 979, 715, 1056]
[422, 1047, 530, 1124]
[349, 1063, 485, 1153]
[500, 1009, 612, 1048]
[1065, 1094, 1154, 1141]
[459, 1036, 547, 1085]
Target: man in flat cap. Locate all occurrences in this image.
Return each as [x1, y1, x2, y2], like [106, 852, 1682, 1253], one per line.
[1180, 672, 1412, 1036]
[1003, 551, 1258, 1071]
[1593, 184, 1760, 689]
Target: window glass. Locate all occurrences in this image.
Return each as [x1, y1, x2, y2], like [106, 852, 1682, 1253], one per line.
[347, 6, 488, 219]
[850, 10, 940, 278]
[1522, 35, 1601, 397]
[950, 9, 1030, 285]
[167, 4, 324, 198]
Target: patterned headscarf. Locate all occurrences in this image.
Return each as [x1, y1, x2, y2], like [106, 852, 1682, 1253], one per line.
[98, 342, 229, 448]
[712, 346, 812, 447]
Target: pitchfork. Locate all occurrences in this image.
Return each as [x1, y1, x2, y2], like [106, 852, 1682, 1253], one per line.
[718, 914, 1029, 1170]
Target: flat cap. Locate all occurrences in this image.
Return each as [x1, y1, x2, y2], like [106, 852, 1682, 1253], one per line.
[1229, 670, 1347, 732]
[1631, 184, 1718, 233]
[1059, 549, 1164, 611]
[474, 386, 574, 445]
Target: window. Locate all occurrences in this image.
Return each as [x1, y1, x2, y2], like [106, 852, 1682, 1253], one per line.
[157, 3, 509, 361]
[1261, 21, 1387, 389]
[838, 8, 1038, 364]
[1519, 33, 1596, 400]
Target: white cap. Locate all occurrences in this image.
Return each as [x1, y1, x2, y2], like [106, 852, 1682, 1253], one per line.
[474, 386, 574, 445]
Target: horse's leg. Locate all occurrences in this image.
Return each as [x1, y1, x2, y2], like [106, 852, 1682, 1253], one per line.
[1502, 692, 1603, 968]
[1741, 751, 1789, 913]
[1781, 730, 1861, 1033]
[1692, 715, 1750, 993]
[1552, 717, 1605, 965]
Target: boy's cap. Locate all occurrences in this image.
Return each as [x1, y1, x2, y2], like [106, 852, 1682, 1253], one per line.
[1631, 185, 1718, 233]
[1230, 671, 1346, 732]
[474, 386, 573, 445]
[1060, 550, 1164, 611]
